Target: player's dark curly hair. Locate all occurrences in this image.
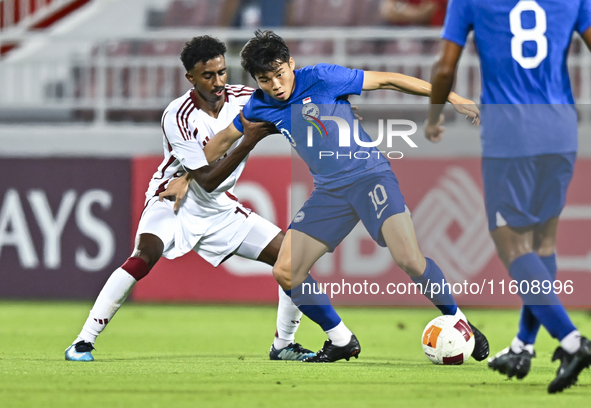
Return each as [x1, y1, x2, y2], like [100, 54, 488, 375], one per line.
[180, 36, 227, 72]
[240, 30, 291, 77]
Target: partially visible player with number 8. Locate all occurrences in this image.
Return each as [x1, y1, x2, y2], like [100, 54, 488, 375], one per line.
[426, 0, 591, 394]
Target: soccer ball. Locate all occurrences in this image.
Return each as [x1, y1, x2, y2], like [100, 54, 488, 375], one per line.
[421, 315, 475, 365]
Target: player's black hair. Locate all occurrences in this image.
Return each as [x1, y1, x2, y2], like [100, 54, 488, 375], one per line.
[240, 30, 291, 77]
[180, 36, 227, 72]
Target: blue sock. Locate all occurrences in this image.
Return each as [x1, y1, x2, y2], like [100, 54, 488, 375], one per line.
[510, 253, 575, 340]
[284, 275, 342, 331]
[411, 257, 458, 316]
[540, 254, 557, 281]
[517, 254, 557, 344]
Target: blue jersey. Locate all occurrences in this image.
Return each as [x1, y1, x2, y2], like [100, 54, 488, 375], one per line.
[233, 64, 390, 189]
[443, 0, 591, 157]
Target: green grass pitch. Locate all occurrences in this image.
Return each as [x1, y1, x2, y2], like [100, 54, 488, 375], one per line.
[1, 301, 591, 407]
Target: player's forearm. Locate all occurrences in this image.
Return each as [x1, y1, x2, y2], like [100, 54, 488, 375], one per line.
[203, 124, 243, 163]
[428, 59, 456, 124]
[583, 27, 591, 53]
[188, 140, 254, 193]
[365, 71, 460, 103]
[372, 72, 432, 96]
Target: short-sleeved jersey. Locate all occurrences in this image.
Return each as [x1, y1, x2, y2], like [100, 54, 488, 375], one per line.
[233, 64, 390, 189]
[146, 84, 254, 215]
[442, 0, 591, 157]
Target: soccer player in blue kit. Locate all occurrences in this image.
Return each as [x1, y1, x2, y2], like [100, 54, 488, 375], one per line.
[426, 0, 591, 393]
[202, 30, 489, 363]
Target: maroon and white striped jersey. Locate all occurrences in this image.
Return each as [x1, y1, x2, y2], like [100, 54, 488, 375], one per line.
[145, 84, 254, 214]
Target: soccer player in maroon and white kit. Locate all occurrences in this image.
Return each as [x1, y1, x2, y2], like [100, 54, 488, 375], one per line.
[65, 36, 314, 362]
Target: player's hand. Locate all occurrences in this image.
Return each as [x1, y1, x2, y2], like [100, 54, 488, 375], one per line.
[424, 114, 445, 143]
[158, 175, 191, 211]
[240, 111, 279, 145]
[451, 98, 480, 126]
[352, 106, 363, 121]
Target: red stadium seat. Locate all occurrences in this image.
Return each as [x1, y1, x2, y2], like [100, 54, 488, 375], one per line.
[162, 0, 194, 26]
[347, 40, 379, 55]
[287, 0, 356, 26]
[187, 0, 211, 26]
[286, 39, 334, 56]
[138, 40, 185, 56]
[353, 0, 383, 26]
[383, 39, 424, 55]
[162, 0, 237, 27]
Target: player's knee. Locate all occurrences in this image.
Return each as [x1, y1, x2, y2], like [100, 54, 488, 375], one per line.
[494, 245, 524, 269]
[272, 262, 291, 290]
[133, 233, 163, 269]
[395, 253, 425, 277]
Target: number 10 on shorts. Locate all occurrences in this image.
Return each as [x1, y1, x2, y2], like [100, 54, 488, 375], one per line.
[368, 184, 389, 219]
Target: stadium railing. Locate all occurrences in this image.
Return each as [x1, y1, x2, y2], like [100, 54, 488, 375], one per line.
[1, 27, 590, 124]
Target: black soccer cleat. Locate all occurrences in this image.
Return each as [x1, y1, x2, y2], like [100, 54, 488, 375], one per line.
[548, 337, 591, 394]
[488, 347, 534, 379]
[468, 322, 489, 361]
[303, 334, 361, 363]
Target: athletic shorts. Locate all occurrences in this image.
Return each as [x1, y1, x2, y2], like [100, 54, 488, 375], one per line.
[136, 197, 281, 266]
[481, 153, 576, 231]
[289, 170, 408, 251]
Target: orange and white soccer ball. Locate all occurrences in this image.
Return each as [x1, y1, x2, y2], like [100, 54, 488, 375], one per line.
[421, 315, 475, 365]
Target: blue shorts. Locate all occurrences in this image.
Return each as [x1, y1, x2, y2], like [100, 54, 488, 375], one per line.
[289, 171, 407, 251]
[482, 153, 576, 231]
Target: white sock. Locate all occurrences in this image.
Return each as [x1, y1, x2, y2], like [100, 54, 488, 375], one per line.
[273, 286, 302, 349]
[561, 330, 582, 354]
[326, 321, 353, 347]
[510, 336, 526, 353]
[454, 307, 466, 321]
[75, 268, 137, 344]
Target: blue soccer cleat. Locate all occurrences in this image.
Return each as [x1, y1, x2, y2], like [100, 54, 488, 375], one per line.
[65, 340, 95, 361]
[269, 343, 315, 361]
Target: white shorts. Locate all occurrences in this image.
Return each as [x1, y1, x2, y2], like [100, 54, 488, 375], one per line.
[136, 197, 281, 266]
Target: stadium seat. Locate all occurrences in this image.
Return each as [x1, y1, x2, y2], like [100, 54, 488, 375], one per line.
[347, 40, 379, 55]
[162, 0, 197, 26]
[286, 39, 334, 56]
[287, 0, 356, 26]
[186, 0, 211, 26]
[352, 0, 383, 26]
[138, 40, 184, 56]
[383, 39, 424, 55]
[161, 0, 238, 27]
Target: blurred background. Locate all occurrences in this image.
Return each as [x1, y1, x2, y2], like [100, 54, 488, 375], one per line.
[1, 0, 590, 306]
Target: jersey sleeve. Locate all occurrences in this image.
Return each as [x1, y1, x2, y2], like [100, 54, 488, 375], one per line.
[232, 113, 243, 134]
[232, 96, 257, 134]
[576, 0, 591, 34]
[315, 64, 364, 98]
[162, 110, 208, 171]
[441, 0, 473, 47]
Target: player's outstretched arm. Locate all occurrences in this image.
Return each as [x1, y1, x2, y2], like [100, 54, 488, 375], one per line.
[362, 67, 479, 124]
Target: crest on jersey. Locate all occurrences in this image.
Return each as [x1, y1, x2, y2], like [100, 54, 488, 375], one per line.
[302, 103, 319, 120]
[293, 211, 305, 223]
[302, 103, 328, 139]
